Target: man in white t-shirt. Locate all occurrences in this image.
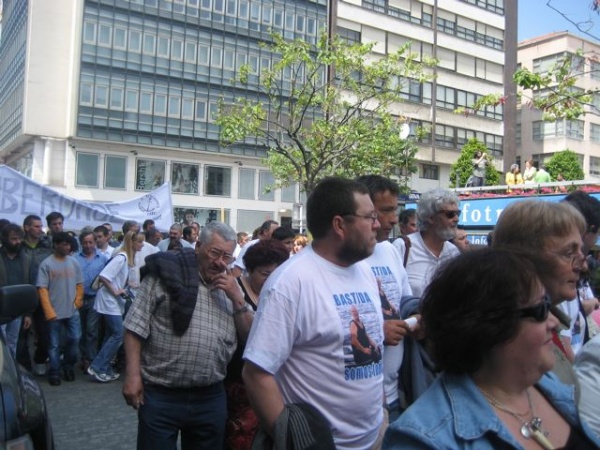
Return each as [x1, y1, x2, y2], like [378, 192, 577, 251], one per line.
[356, 175, 413, 423]
[393, 188, 460, 297]
[243, 177, 384, 450]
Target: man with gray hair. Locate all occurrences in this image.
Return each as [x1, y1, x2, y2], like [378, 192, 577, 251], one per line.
[122, 221, 252, 449]
[393, 188, 460, 297]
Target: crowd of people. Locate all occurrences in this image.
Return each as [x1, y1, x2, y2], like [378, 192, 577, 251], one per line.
[1, 175, 600, 449]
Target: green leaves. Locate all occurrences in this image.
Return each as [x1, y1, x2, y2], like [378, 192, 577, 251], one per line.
[215, 31, 433, 194]
[545, 150, 584, 181]
[448, 138, 499, 188]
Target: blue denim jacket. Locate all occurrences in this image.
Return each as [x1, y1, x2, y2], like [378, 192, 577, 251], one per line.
[383, 372, 600, 449]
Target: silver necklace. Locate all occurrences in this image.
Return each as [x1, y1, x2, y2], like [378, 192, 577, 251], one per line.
[478, 387, 555, 450]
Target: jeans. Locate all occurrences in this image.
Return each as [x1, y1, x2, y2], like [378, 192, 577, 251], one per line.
[47, 312, 81, 377]
[1, 316, 22, 359]
[90, 314, 123, 374]
[79, 296, 99, 362]
[137, 383, 226, 450]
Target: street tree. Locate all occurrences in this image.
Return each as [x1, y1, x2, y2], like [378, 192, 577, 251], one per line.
[456, 51, 597, 121]
[448, 138, 500, 188]
[216, 32, 433, 195]
[545, 149, 585, 181]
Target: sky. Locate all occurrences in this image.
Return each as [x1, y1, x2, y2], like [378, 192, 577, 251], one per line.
[518, 0, 599, 42]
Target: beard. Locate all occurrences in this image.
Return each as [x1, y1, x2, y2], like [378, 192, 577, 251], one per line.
[436, 226, 457, 241]
[2, 242, 21, 254]
[337, 238, 373, 265]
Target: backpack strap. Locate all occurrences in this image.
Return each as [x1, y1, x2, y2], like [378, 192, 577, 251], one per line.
[399, 235, 411, 267]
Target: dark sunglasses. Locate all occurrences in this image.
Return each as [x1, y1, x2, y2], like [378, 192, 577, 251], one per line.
[518, 295, 552, 322]
[438, 210, 461, 219]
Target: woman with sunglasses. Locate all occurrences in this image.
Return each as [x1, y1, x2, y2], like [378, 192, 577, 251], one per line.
[384, 249, 600, 449]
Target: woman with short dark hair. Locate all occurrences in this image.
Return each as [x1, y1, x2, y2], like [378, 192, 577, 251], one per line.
[384, 249, 600, 449]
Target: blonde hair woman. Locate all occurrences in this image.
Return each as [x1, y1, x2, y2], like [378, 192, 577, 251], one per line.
[88, 231, 144, 383]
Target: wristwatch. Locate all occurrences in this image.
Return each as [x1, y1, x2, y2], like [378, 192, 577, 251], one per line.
[233, 304, 249, 316]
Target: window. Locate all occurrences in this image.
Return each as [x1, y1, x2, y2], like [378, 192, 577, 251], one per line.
[259, 171, 275, 201]
[591, 61, 600, 81]
[435, 124, 456, 148]
[143, 34, 156, 54]
[98, 24, 112, 46]
[140, 92, 153, 113]
[110, 87, 124, 109]
[436, 86, 455, 109]
[171, 40, 184, 60]
[105, 156, 127, 189]
[76, 153, 99, 187]
[168, 96, 181, 117]
[281, 183, 296, 202]
[238, 168, 255, 199]
[421, 164, 439, 180]
[158, 37, 170, 57]
[154, 94, 167, 115]
[205, 166, 231, 196]
[129, 30, 142, 52]
[182, 98, 194, 119]
[591, 156, 600, 176]
[566, 120, 584, 139]
[125, 90, 139, 111]
[83, 21, 96, 43]
[195, 100, 207, 120]
[80, 83, 93, 105]
[591, 123, 600, 142]
[114, 28, 127, 49]
[185, 42, 197, 63]
[95, 86, 108, 107]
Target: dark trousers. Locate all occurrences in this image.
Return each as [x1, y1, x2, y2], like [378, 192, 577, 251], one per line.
[32, 306, 49, 365]
[137, 382, 226, 450]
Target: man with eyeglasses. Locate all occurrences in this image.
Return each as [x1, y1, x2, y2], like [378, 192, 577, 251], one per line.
[243, 177, 384, 449]
[122, 221, 251, 450]
[393, 188, 460, 297]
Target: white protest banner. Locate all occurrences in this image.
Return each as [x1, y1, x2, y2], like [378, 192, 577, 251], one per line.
[0, 165, 174, 231]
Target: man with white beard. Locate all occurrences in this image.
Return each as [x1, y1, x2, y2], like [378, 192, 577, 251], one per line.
[393, 188, 460, 297]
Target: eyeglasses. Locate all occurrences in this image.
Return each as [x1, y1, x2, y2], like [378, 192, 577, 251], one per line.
[519, 295, 552, 322]
[342, 213, 379, 224]
[438, 210, 461, 219]
[547, 248, 585, 267]
[207, 248, 235, 264]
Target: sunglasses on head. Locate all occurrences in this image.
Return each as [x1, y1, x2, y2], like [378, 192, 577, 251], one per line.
[519, 295, 552, 322]
[438, 210, 461, 219]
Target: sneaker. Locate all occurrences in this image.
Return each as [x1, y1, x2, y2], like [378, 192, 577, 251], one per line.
[33, 363, 47, 376]
[88, 366, 119, 383]
[48, 376, 61, 386]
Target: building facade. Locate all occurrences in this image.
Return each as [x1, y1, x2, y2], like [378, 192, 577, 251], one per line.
[0, 0, 513, 233]
[517, 31, 600, 179]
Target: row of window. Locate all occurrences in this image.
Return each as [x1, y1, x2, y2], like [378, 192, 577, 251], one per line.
[532, 120, 585, 141]
[459, 0, 504, 15]
[78, 66, 502, 124]
[338, 27, 504, 86]
[85, 1, 325, 49]
[358, 0, 504, 51]
[75, 152, 296, 201]
[533, 52, 585, 75]
[0, 0, 27, 148]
